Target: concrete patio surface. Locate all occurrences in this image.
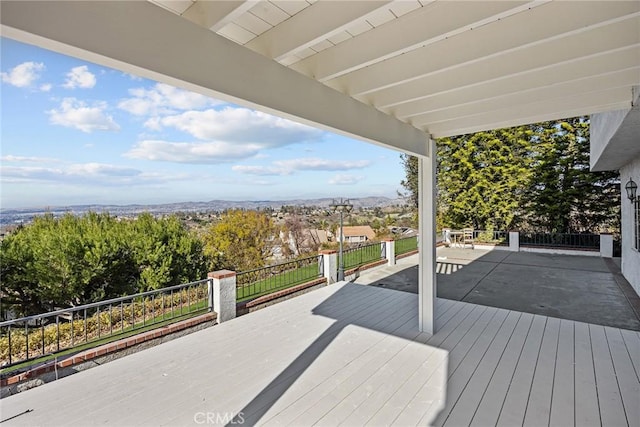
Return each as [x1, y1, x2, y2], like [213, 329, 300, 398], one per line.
[355, 248, 640, 331]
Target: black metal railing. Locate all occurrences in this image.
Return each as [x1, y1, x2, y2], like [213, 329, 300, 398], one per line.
[395, 236, 418, 255]
[519, 232, 600, 250]
[236, 255, 323, 302]
[0, 279, 211, 369]
[342, 242, 385, 270]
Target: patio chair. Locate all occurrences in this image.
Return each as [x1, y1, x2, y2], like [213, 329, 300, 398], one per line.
[462, 228, 474, 249]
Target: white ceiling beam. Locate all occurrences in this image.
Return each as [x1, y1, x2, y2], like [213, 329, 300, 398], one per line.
[245, 0, 393, 61]
[290, 0, 534, 82]
[394, 47, 640, 119]
[0, 1, 429, 157]
[429, 87, 633, 138]
[368, 18, 640, 109]
[182, 0, 257, 32]
[327, 1, 640, 96]
[410, 68, 640, 127]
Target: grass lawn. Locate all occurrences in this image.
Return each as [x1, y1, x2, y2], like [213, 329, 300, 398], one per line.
[237, 263, 321, 302]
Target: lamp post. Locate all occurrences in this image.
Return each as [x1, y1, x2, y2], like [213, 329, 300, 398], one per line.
[625, 178, 637, 202]
[330, 198, 353, 281]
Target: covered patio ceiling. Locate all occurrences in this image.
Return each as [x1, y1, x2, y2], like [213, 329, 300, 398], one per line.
[2, 0, 639, 157]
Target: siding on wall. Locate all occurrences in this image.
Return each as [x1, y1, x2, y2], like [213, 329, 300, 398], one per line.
[621, 157, 640, 296]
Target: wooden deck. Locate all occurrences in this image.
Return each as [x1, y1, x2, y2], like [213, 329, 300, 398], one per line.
[1, 282, 638, 426]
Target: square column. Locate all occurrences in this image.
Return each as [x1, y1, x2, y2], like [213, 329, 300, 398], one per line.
[418, 138, 437, 334]
[208, 270, 237, 323]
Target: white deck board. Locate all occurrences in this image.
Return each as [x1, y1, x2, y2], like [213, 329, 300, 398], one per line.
[574, 321, 602, 426]
[523, 316, 560, 426]
[590, 324, 629, 426]
[496, 314, 547, 427]
[441, 310, 521, 427]
[549, 319, 575, 427]
[604, 326, 640, 427]
[470, 311, 534, 427]
[1, 281, 637, 427]
[620, 328, 640, 382]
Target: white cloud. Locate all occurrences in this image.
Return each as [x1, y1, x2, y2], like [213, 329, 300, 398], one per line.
[1, 62, 45, 88]
[232, 165, 284, 176]
[124, 140, 264, 164]
[125, 109, 325, 164]
[63, 65, 96, 89]
[1, 155, 60, 164]
[0, 162, 148, 186]
[148, 107, 322, 146]
[328, 174, 364, 185]
[40, 83, 52, 92]
[118, 83, 221, 116]
[48, 98, 120, 133]
[275, 158, 370, 171]
[233, 157, 371, 176]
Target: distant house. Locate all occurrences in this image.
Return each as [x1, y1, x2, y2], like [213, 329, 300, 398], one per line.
[280, 228, 330, 257]
[338, 226, 376, 244]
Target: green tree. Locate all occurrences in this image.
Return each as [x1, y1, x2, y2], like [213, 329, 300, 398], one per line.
[399, 154, 419, 210]
[525, 118, 619, 232]
[129, 213, 208, 291]
[438, 127, 534, 230]
[203, 210, 277, 271]
[0, 212, 207, 316]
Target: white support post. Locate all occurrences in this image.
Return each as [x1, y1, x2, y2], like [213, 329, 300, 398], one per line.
[509, 231, 520, 252]
[385, 239, 396, 266]
[600, 233, 613, 258]
[320, 250, 338, 284]
[418, 138, 437, 335]
[208, 270, 237, 323]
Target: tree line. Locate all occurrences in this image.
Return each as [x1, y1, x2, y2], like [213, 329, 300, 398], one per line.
[0, 209, 331, 317]
[401, 117, 620, 233]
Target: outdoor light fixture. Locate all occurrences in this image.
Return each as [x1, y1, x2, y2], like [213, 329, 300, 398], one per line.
[625, 178, 638, 202]
[330, 198, 353, 281]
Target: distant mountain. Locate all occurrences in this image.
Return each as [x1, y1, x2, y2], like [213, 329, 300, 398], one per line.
[0, 197, 408, 226]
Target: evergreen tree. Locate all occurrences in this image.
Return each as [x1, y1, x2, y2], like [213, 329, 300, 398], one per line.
[399, 154, 419, 210]
[437, 127, 534, 230]
[525, 118, 619, 232]
[399, 117, 619, 233]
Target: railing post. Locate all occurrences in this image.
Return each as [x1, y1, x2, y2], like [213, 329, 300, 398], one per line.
[509, 230, 520, 252]
[320, 250, 338, 284]
[600, 233, 613, 258]
[385, 239, 396, 266]
[207, 278, 214, 312]
[208, 270, 236, 323]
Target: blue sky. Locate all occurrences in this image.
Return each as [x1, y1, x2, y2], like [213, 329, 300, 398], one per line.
[1, 37, 406, 209]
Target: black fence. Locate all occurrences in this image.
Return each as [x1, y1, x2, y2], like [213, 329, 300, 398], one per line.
[519, 232, 600, 250]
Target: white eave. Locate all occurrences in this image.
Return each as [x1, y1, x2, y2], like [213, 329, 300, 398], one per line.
[590, 86, 640, 172]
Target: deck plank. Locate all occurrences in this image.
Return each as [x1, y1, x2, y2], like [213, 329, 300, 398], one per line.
[574, 321, 601, 426]
[470, 312, 534, 427]
[523, 316, 561, 426]
[549, 319, 575, 427]
[440, 310, 521, 427]
[393, 305, 498, 426]
[364, 301, 478, 426]
[590, 324, 628, 426]
[605, 326, 640, 427]
[495, 315, 547, 427]
[620, 329, 640, 382]
[431, 308, 511, 426]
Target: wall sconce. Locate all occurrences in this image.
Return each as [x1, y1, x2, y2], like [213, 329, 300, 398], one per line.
[625, 178, 637, 202]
